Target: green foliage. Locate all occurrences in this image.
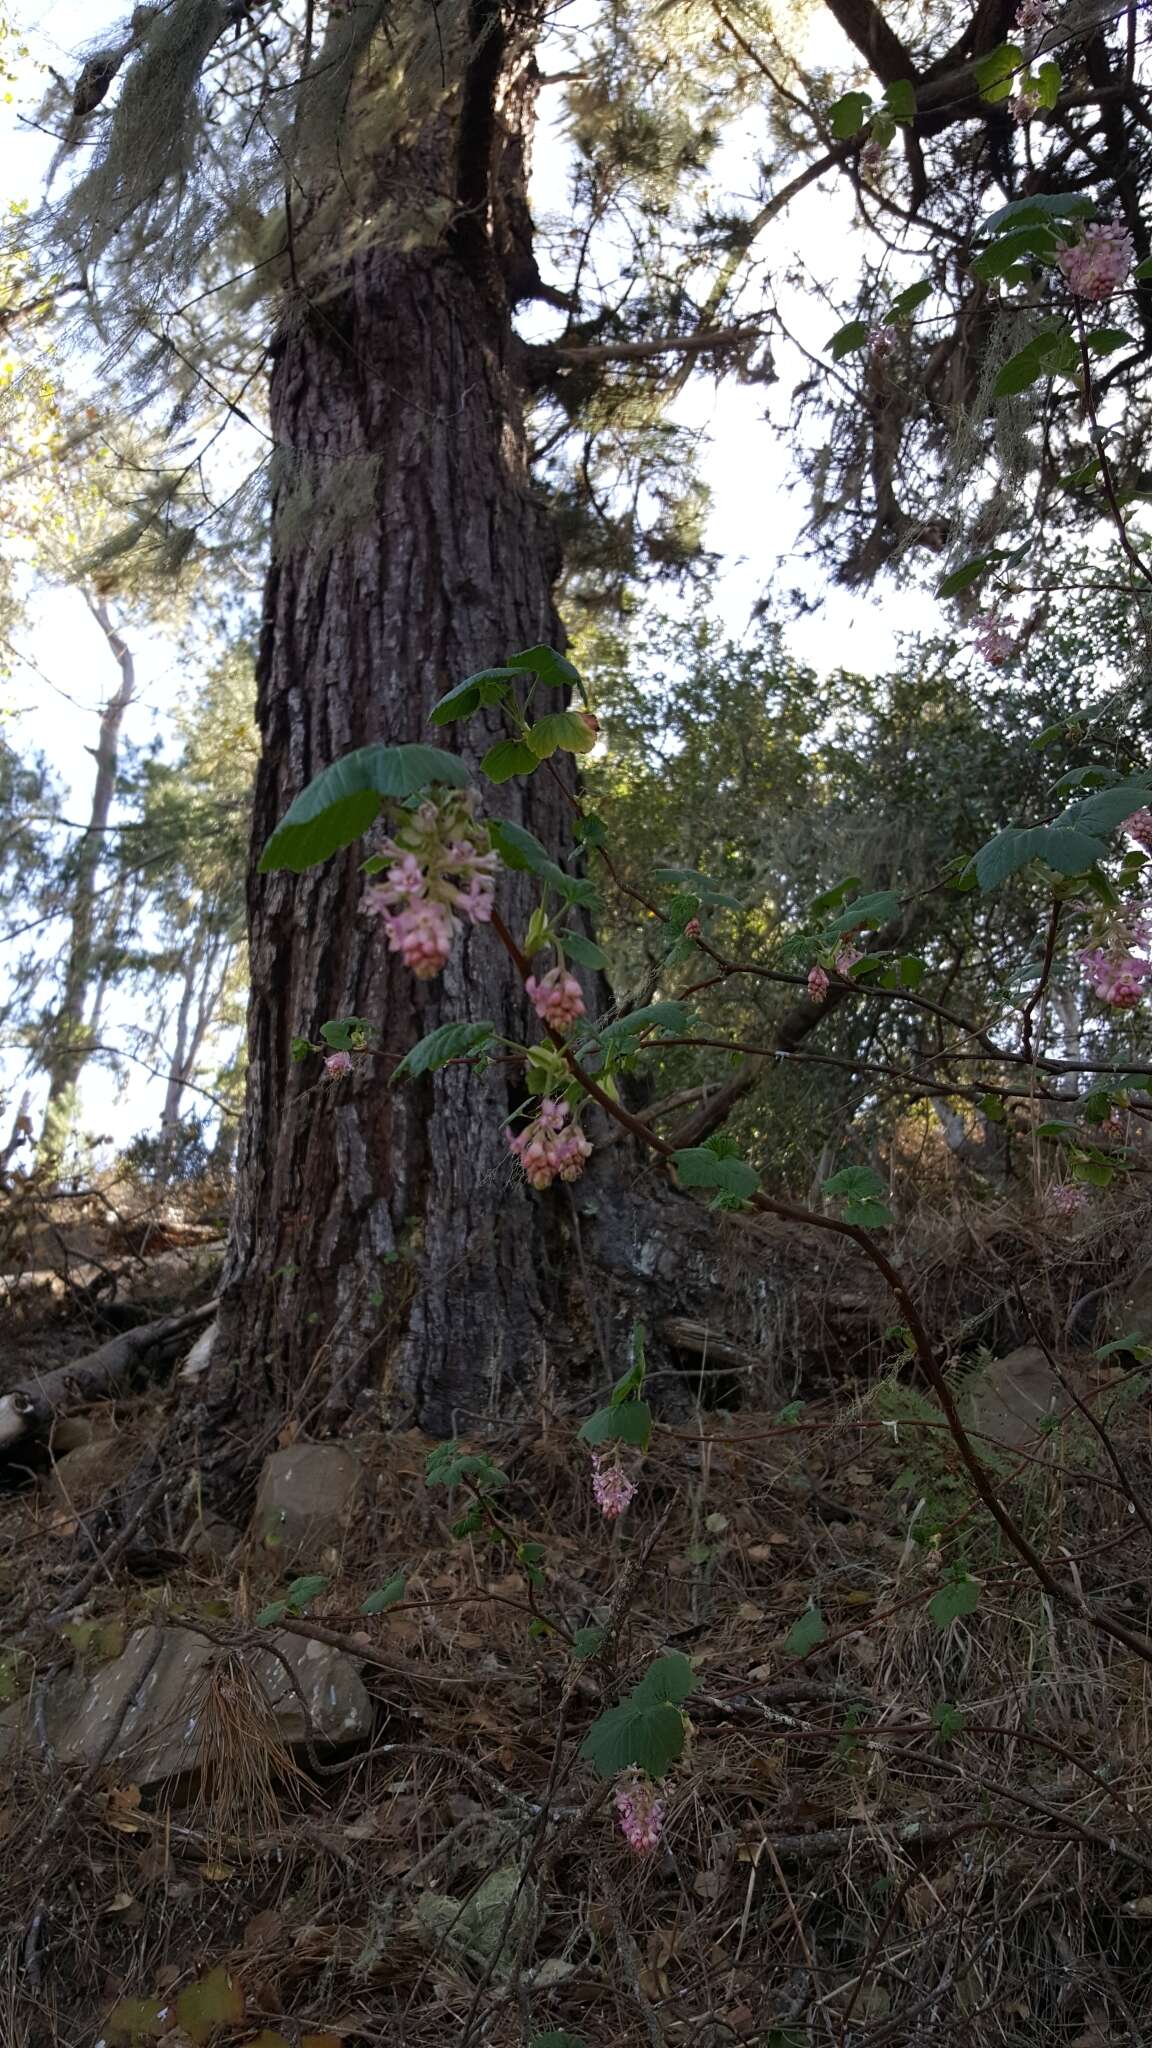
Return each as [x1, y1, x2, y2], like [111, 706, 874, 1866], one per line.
[928, 1575, 981, 1631]
[579, 1652, 693, 1779]
[425, 1443, 509, 1492]
[391, 1021, 497, 1081]
[259, 746, 470, 873]
[580, 1398, 653, 1449]
[674, 1146, 758, 1199]
[823, 1166, 893, 1229]
[360, 1573, 407, 1614]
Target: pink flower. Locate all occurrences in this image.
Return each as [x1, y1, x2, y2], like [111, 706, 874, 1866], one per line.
[835, 942, 862, 977]
[526, 967, 586, 1030]
[684, 918, 702, 940]
[1010, 80, 1042, 124]
[363, 792, 501, 977]
[807, 964, 830, 1003]
[1080, 945, 1149, 1009]
[1014, 0, 1056, 33]
[383, 899, 457, 978]
[1057, 217, 1134, 302]
[974, 614, 1016, 667]
[508, 1099, 593, 1190]
[1047, 1182, 1087, 1217]
[614, 1772, 665, 1854]
[1125, 809, 1152, 852]
[592, 1450, 637, 1520]
[324, 1050, 353, 1078]
[868, 324, 894, 360]
[860, 139, 885, 177]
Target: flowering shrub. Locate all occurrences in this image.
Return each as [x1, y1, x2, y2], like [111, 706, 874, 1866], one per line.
[508, 1098, 593, 1190]
[362, 791, 498, 978]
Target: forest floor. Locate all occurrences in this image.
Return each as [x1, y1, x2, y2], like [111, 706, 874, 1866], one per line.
[2, 1180, 1152, 2047]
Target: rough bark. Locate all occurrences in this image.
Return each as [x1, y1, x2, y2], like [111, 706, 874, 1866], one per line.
[206, 2, 598, 1438]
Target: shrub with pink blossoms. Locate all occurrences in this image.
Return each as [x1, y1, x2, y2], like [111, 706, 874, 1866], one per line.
[973, 614, 1016, 667]
[363, 791, 500, 980]
[526, 965, 586, 1031]
[1047, 1182, 1087, 1217]
[1079, 902, 1152, 1009]
[808, 964, 830, 1003]
[614, 1771, 665, 1854]
[1013, 0, 1056, 35]
[1057, 217, 1134, 302]
[324, 1050, 354, 1078]
[1125, 809, 1152, 853]
[508, 1097, 593, 1190]
[591, 1448, 636, 1519]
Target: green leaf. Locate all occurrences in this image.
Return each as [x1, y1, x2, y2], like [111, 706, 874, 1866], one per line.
[828, 318, 870, 361]
[527, 710, 598, 758]
[1086, 326, 1135, 357]
[1134, 257, 1152, 281]
[937, 555, 992, 597]
[574, 812, 607, 846]
[105, 1996, 167, 2045]
[1059, 783, 1152, 833]
[928, 1576, 981, 1630]
[932, 1700, 966, 1741]
[430, 667, 521, 726]
[260, 745, 470, 873]
[290, 1035, 312, 1062]
[175, 1970, 246, 2044]
[883, 279, 931, 326]
[632, 1651, 694, 1705]
[829, 89, 871, 138]
[898, 955, 925, 988]
[505, 644, 582, 690]
[320, 1016, 372, 1051]
[579, 1400, 653, 1450]
[392, 1020, 496, 1082]
[1071, 1152, 1113, 1186]
[360, 1573, 407, 1614]
[612, 1324, 647, 1405]
[824, 1165, 893, 1228]
[973, 41, 1023, 102]
[529, 2034, 586, 2048]
[1034, 57, 1060, 108]
[481, 739, 539, 784]
[1051, 766, 1114, 793]
[651, 865, 742, 909]
[883, 78, 916, 122]
[285, 1573, 329, 1612]
[810, 873, 862, 915]
[558, 929, 609, 970]
[824, 1166, 884, 1200]
[579, 1655, 693, 1781]
[983, 191, 1095, 235]
[256, 1600, 288, 1627]
[981, 1093, 1007, 1123]
[571, 1626, 606, 1660]
[822, 888, 900, 936]
[599, 999, 692, 1041]
[993, 334, 1059, 398]
[974, 824, 1105, 890]
[488, 818, 596, 905]
[1095, 1332, 1150, 1361]
[784, 1606, 827, 1657]
[674, 1147, 759, 1199]
[970, 226, 1058, 281]
[425, 1443, 508, 1491]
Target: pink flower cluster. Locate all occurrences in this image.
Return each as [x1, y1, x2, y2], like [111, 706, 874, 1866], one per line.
[1047, 1182, 1086, 1217]
[1013, 0, 1056, 34]
[835, 941, 862, 977]
[363, 794, 499, 980]
[973, 614, 1016, 667]
[1079, 902, 1152, 1009]
[1057, 217, 1135, 302]
[1010, 79, 1043, 125]
[526, 965, 586, 1031]
[592, 1450, 637, 1520]
[808, 964, 830, 1003]
[324, 1050, 354, 1079]
[508, 1097, 593, 1190]
[614, 1772, 665, 1855]
[1125, 809, 1152, 852]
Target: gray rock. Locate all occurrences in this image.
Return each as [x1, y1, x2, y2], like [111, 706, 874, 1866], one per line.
[252, 1442, 361, 1558]
[46, 1435, 135, 1511]
[4, 1623, 372, 1785]
[966, 1344, 1070, 1450]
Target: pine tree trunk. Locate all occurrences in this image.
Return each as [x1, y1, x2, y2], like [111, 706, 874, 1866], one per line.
[210, 4, 583, 1434]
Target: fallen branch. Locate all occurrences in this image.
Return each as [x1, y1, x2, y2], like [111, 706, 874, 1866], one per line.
[0, 1299, 217, 1449]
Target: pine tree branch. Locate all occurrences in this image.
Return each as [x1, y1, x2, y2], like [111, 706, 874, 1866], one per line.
[529, 321, 765, 371]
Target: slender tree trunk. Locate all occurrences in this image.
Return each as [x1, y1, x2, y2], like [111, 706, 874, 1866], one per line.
[39, 599, 136, 1161]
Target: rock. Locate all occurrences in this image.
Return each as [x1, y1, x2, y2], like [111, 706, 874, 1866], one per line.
[46, 1435, 136, 1512]
[252, 1443, 361, 1559]
[965, 1344, 1072, 1450]
[4, 1623, 372, 1785]
[184, 1513, 239, 1562]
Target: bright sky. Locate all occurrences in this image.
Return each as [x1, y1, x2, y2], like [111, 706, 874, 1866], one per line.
[1, 0, 943, 1151]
